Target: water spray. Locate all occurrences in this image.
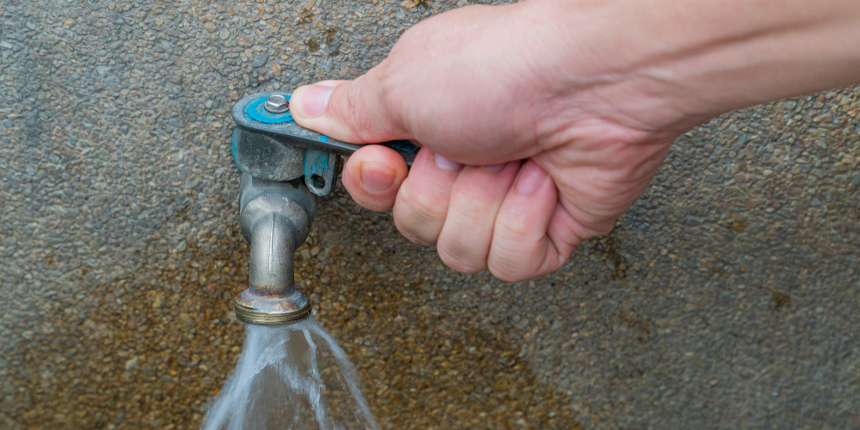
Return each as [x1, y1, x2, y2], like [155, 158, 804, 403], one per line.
[230, 91, 417, 325]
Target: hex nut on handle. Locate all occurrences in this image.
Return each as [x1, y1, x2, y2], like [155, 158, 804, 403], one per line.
[263, 94, 290, 114]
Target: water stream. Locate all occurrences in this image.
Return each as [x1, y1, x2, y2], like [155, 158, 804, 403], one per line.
[202, 318, 379, 430]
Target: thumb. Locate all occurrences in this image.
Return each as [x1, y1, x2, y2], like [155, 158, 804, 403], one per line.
[289, 74, 407, 144]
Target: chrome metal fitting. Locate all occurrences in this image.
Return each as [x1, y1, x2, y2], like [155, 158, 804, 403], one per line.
[263, 94, 289, 114]
[234, 173, 316, 325]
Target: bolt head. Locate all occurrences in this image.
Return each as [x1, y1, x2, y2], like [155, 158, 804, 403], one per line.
[264, 94, 290, 114]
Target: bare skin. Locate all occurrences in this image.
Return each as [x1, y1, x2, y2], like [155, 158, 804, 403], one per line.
[289, 0, 860, 282]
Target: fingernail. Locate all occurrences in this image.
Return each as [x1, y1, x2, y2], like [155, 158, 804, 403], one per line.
[434, 154, 463, 171]
[296, 84, 335, 118]
[481, 163, 506, 173]
[516, 162, 547, 195]
[360, 162, 396, 193]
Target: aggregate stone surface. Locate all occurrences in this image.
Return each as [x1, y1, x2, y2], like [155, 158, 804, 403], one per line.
[1, 0, 858, 429]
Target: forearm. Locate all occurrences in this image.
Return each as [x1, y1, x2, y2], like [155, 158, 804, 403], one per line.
[660, 0, 860, 122]
[530, 0, 860, 130]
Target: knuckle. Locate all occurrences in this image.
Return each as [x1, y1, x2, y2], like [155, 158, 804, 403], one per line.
[494, 216, 532, 242]
[404, 190, 449, 225]
[437, 246, 485, 275]
[393, 181, 448, 246]
[488, 263, 527, 283]
[487, 237, 537, 283]
[393, 210, 442, 247]
[372, 58, 398, 84]
[396, 226, 437, 248]
[331, 78, 377, 143]
[575, 217, 617, 241]
[393, 215, 438, 247]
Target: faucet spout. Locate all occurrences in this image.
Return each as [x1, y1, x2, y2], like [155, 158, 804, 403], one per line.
[248, 213, 297, 295]
[234, 173, 316, 325]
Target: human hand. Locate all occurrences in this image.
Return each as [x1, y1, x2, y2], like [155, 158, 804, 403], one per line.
[289, 0, 860, 282]
[289, 1, 679, 282]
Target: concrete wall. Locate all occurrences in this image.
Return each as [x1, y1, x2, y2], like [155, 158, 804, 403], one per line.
[1, 0, 858, 429]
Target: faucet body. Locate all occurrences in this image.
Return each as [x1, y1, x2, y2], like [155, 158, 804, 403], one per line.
[234, 173, 316, 324]
[229, 91, 415, 325]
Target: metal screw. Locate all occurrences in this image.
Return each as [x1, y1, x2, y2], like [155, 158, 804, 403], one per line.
[264, 94, 289, 114]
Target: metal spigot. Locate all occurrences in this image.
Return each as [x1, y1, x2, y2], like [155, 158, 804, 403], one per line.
[234, 173, 316, 325]
[229, 90, 418, 325]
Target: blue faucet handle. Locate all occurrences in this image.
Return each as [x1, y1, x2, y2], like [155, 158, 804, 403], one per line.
[233, 91, 419, 166]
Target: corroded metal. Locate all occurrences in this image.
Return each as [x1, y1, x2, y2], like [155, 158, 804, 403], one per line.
[234, 289, 311, 325]
[234, 173, 316, 325]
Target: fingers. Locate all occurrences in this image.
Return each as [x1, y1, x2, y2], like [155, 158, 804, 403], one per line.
[289, 71, 407, 144]
[487, 161, 579, 282]
[435, 162, 520, 273]
[341, 145, 409, 212]
[392, 149, 463, 246]
[391, 156, 579, 282]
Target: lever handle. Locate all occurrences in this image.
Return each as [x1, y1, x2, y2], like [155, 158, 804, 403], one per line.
[232, 91, 419, 165]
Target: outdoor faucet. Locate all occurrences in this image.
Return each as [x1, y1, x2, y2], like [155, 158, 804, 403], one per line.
[230, 91, 417, 325]
[233, 173, 316, 324]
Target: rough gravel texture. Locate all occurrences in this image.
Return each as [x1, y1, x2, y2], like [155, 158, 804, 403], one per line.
[1, 0, 859, 429]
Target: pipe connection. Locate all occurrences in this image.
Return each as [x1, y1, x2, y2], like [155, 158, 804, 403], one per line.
[234, 173, 317, 325]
